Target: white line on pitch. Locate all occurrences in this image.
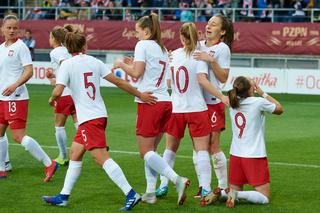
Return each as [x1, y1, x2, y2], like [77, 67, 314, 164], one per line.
[9, 143, 320, 169]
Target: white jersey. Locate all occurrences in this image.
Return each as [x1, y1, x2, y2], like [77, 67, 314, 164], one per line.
[0, 39, 32, 101]
[50, 46, 72, 96]
[229, 97, 276, 158]
[56, 54, 111, 125]
[169, 48, 208, 113]
[134, 40, 170, 103]
[199, 40, 230, 105]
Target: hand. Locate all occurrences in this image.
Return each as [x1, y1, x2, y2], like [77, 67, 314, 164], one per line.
[193, 51, 214, 63]
[123, 56, 133, 65]
[253, 82, 264, 96]
[49, 78, 56, 86]
[139, 92, 158, 105]
[221, 95, 230, 106]
[48, 97, 57, 107]
[45, 70, 55, 79]
[113, 58, 123, 69]
[2, 83, 18, 96]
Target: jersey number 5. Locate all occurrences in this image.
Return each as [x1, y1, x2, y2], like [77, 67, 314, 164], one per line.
[84, 72, 96, 100]
[235, 112, 246, 139]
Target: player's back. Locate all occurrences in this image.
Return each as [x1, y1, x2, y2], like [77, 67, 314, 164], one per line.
[170, 48, 208, 113]
[58, 54, 109, 124]
[229, 97, 275, 158]
[134, 40, 170, 102]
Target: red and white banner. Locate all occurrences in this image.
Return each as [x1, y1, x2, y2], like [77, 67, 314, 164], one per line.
[1, 21, 320, 55]
[29, 62, 319, 95]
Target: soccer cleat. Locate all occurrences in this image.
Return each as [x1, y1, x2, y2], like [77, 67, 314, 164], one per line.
[120, 189, 141, 211]
[226, 188, 237, 208]
[42, 194, 69, 206]
[176, 177, 190, 206]
[193, 186, 202, 199]
[200, 187, 222, 206]
[54, 157, 69, 166]
[5, 161, 12, 172]
[0, 171, 7, 179]
[141, 192, 157, 204]
[44, 160, 58, 182]
[155, 186, 168, 198]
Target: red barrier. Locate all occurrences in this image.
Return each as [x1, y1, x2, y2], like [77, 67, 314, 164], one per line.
[1, 20, 319, 55]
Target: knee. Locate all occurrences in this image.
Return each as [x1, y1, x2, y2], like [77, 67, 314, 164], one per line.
[12, 134, 24, 143]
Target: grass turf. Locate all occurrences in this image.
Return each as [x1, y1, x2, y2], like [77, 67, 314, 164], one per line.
[0, 84, 319, 213]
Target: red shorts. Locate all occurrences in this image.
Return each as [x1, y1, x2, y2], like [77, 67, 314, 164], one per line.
[0, 100, 28, 129]
[136, 102, 172, 137]
[207, 103, 225, 132]
[229, 155, 270, 187]
[54, 95, 76, 116]
[73, 118, 107, 151]
[167, 111, 211, 139]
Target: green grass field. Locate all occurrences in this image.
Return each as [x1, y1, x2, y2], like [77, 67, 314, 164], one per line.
[1, 85, 319, 213]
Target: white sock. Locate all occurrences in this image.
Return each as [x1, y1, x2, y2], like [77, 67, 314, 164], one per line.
[60, 160, 83, 195]
[159, 149, 176, 188]
[74, 122, 78, 130]
[55, 127, 67, 159]
[4, 134, 9, 162]
[103, 158, 132, 196]
[237, 191, 269, 204]
[21, 135, 52, 167]
[144, 151, 179, 185]
[192, 150, 201, 187]
[144, 161, 157, 193]
[0, 136, 8, 171]
[212, 151, 228, 189]
[197, 150, 212, 192]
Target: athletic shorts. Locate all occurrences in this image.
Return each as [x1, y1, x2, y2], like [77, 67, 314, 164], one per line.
[54, 95, 76, 116]
[207, 102, 225, 132]
[136, 102, 172, 137]
[0, 100, 28, 129]
[167, 111, 211, 139]
[229, 155, 270, 187]
[73, 117, 107, 151]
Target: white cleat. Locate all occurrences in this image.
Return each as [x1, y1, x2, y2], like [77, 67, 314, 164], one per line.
[176, 176, 190, 206]
[5, 161, 12, 172]
[141, 192, 157, 204]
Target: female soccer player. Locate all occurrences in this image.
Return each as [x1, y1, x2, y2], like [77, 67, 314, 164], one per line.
[113, 13, 190, 206]
[42, 31, 157, 210]
[156, 22, 228, 206]
[46, 25, 78, 166]
[0, 14, 58, 181]
[226, 76, 283, 208]
[192, 15, 234, 199]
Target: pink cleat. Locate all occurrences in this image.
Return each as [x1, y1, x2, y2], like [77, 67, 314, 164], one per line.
[44, 160, 58, 182]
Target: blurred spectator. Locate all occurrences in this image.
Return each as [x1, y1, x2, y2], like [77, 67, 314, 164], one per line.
[22, 29, 36, 61]
[217, 0, 232, 16]
[240, 0, 255, 17]
[180, 3, 194, 21]
[292, 0, 306, 22]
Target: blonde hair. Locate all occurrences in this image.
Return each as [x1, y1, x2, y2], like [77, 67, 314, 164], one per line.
[3, 14, 18, 23]
[137, 13, 165, 52]
[180, 22, 198, 57]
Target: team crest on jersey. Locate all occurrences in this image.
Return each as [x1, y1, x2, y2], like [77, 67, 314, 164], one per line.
[8, 50, 14, 56]
[209, 50, 215, 57]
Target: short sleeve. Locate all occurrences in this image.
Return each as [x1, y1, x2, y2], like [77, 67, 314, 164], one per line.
[56, 62, 69, 86]
[216, 44, 230, 69]
[98, 59, 111, 78]
[196, 60, 209, 75]
[260, 98, 276, 114]
[134, 41, 146, 62]
[19, 42, 32, 66]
